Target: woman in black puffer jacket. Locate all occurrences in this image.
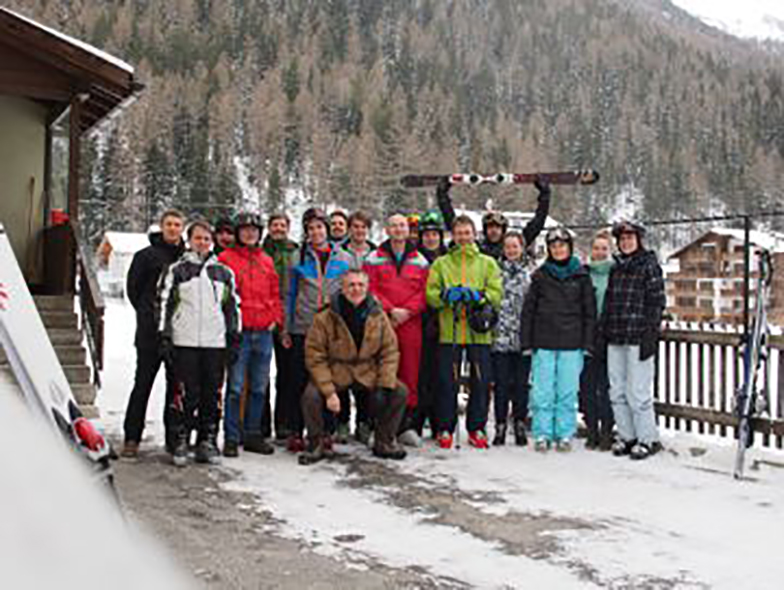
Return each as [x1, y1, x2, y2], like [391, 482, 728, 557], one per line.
[521, 227, 596, 452]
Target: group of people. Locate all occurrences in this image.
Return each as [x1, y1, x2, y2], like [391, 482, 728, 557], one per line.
[120, 178, 666, 467]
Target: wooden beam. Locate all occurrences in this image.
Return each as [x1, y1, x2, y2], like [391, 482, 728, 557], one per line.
[655, 402, 784, 437]
[68, 96, 81, 222]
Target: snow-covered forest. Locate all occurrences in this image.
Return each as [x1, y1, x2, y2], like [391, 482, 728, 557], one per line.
[7, 0, 784, 245]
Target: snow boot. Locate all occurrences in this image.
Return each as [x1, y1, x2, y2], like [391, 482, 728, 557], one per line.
[244, 434, 275, 455]
[373, 440, 407, 460]
[468, 430, 489, 449]
[286, 434, 306, 453]
[630, 441, 662, 461]
[598, 430, 614, 452]
[612, 438, 637, 457]
[534, 437, 550, 453]
[437, 431, 453, 449]
[195, 439, 221, 465]
[585, 431, 599, 450]
[513, 419, 528, 447]
[121, 441, 139, 459]
[493, 422, 507, 446]
[298, 436, 336, 466]
[223, 440, 239, 458]
[555, 439, 572, 453]
[171, 434, 189, 468]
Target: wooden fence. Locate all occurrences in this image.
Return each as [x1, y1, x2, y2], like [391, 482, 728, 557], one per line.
[655, 323, 784, 449]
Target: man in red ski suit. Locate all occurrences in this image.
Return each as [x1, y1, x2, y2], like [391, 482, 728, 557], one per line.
[364, 214, 429, 442]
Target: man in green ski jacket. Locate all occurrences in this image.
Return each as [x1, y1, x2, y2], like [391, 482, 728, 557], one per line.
[426, 214, 502, 450]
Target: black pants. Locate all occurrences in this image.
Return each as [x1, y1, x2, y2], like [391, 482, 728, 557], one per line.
[337, 387, 370, 430]
[414, 323, 439, 436]
[436, 344, 491, 434]
[579, 353, 614, 440]
[123, 345, 177, 445]
[173, 347, 224, 441]
[262, 331, 295, 438]
[492, 351, 531, 424]
[284, 334, 308, 436]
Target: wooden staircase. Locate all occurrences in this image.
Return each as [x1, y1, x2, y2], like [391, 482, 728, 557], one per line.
[0, 295, 98, 418]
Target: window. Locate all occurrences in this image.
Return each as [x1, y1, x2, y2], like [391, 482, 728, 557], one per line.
[698, 280, 713, 293]
[676, 297, 696, 308]
[699, 299, 714, 310]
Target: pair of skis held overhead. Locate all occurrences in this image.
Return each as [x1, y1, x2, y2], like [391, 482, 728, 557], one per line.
[402, 168, 772, 479]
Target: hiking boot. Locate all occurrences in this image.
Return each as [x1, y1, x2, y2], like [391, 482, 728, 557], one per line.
[555, 439, 572, 453]
[286, 434, 306, 453]
[244, 435, 275, 455]
[355, 421, 373, 446]
[120, 441, 139, 459]
[513, 419, 528, 447]
[437, 431, 453, 449]
[612, 438, 637, 457]
[171, 437, 189, 468]
[398, 429, 422, 448]
[534, 438, 550, 453]
[373, 441, 407, 460]
[468, 430, 489, 449]
[195, 439, 221, 464]
[492, 422, 507, 446]
[335, 423, 350, 444]
[598, 431, 614, 452]
[630, 441, 663, 461]
[223, 440, 239, 458]
[298, 437, 336, 466]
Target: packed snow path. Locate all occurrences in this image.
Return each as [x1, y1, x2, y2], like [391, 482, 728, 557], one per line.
[101, 300, 784, 589]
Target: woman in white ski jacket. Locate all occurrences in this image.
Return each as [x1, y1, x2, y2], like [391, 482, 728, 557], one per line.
[159, 220, 240, 467]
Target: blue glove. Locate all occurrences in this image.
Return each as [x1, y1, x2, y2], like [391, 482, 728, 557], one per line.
[466, 288, 482, 303]
[443, 287, 467, 304]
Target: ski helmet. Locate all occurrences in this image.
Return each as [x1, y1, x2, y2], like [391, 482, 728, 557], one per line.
[468, 301, 499, 334]
[545, 226, 573, 254]
[234, 212, 263, 245]
[419, 209, 444, 233]
[482, 211, 508, 232]
[611, 219, 646, 239]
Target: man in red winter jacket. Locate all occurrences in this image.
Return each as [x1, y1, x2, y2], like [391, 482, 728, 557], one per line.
[218, 213, 283, 457]
[364, 214, 430, 445]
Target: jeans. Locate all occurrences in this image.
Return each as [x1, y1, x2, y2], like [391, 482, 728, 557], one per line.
[530, 349, 584, 442]
[579, 353, 614, 440]
[436, 344, 491, 434]
[607, 344, 659, 444]
[224, 330, 273, 443]
[492, 351, 531, 424]
[123, 345, 177, 446]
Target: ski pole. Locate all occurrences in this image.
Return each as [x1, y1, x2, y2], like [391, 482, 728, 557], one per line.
[451, 300, 461, 450]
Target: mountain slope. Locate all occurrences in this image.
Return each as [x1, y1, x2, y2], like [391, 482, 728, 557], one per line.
[6, 0, 784, 239]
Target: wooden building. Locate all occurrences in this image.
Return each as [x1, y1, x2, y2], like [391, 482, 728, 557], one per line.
[666, 228, 784, 326]
[0, 7, 141, 413]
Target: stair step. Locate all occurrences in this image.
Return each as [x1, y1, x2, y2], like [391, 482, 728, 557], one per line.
[33, 295, 75, 312]
[39, 311, 78, 329]
[47, 329, 82, 346]
[63, 365, 91, 385]
[71, 383, 97, 406]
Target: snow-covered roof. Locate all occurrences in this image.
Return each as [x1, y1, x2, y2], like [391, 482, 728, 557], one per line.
[102, 232, 149, 254]
[0, 7, 134, 73]
[669, 227, 784, 259]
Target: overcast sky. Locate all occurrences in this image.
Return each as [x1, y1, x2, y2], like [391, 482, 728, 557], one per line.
[671, 0, 784, 40]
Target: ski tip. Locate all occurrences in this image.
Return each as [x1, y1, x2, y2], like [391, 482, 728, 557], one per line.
[578, 170, 600, 185]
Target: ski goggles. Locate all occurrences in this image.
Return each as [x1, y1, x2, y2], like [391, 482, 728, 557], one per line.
[545, 227, 571, 244]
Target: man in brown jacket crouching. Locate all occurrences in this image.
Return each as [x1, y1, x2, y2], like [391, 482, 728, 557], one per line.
[300, 269, 407, 465]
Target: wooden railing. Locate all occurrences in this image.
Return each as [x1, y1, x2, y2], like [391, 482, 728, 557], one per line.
[655, 323, 784, 449]
[70, 220, 104, 386]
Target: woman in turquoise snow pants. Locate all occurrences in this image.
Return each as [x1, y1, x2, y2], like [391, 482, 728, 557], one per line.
[520, 227, 596, 451]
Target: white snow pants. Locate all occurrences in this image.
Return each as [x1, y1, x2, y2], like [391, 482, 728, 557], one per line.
[607, 345, 660, 445]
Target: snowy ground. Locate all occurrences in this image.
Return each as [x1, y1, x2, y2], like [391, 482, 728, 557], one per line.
[101, 299, 784, 589]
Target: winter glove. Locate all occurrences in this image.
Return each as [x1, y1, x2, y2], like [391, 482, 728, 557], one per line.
[443, 286, 466, 304]
[639, 328, 658, 362]
[534, 175, 551, 201]
[160, 336, 175, 366]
